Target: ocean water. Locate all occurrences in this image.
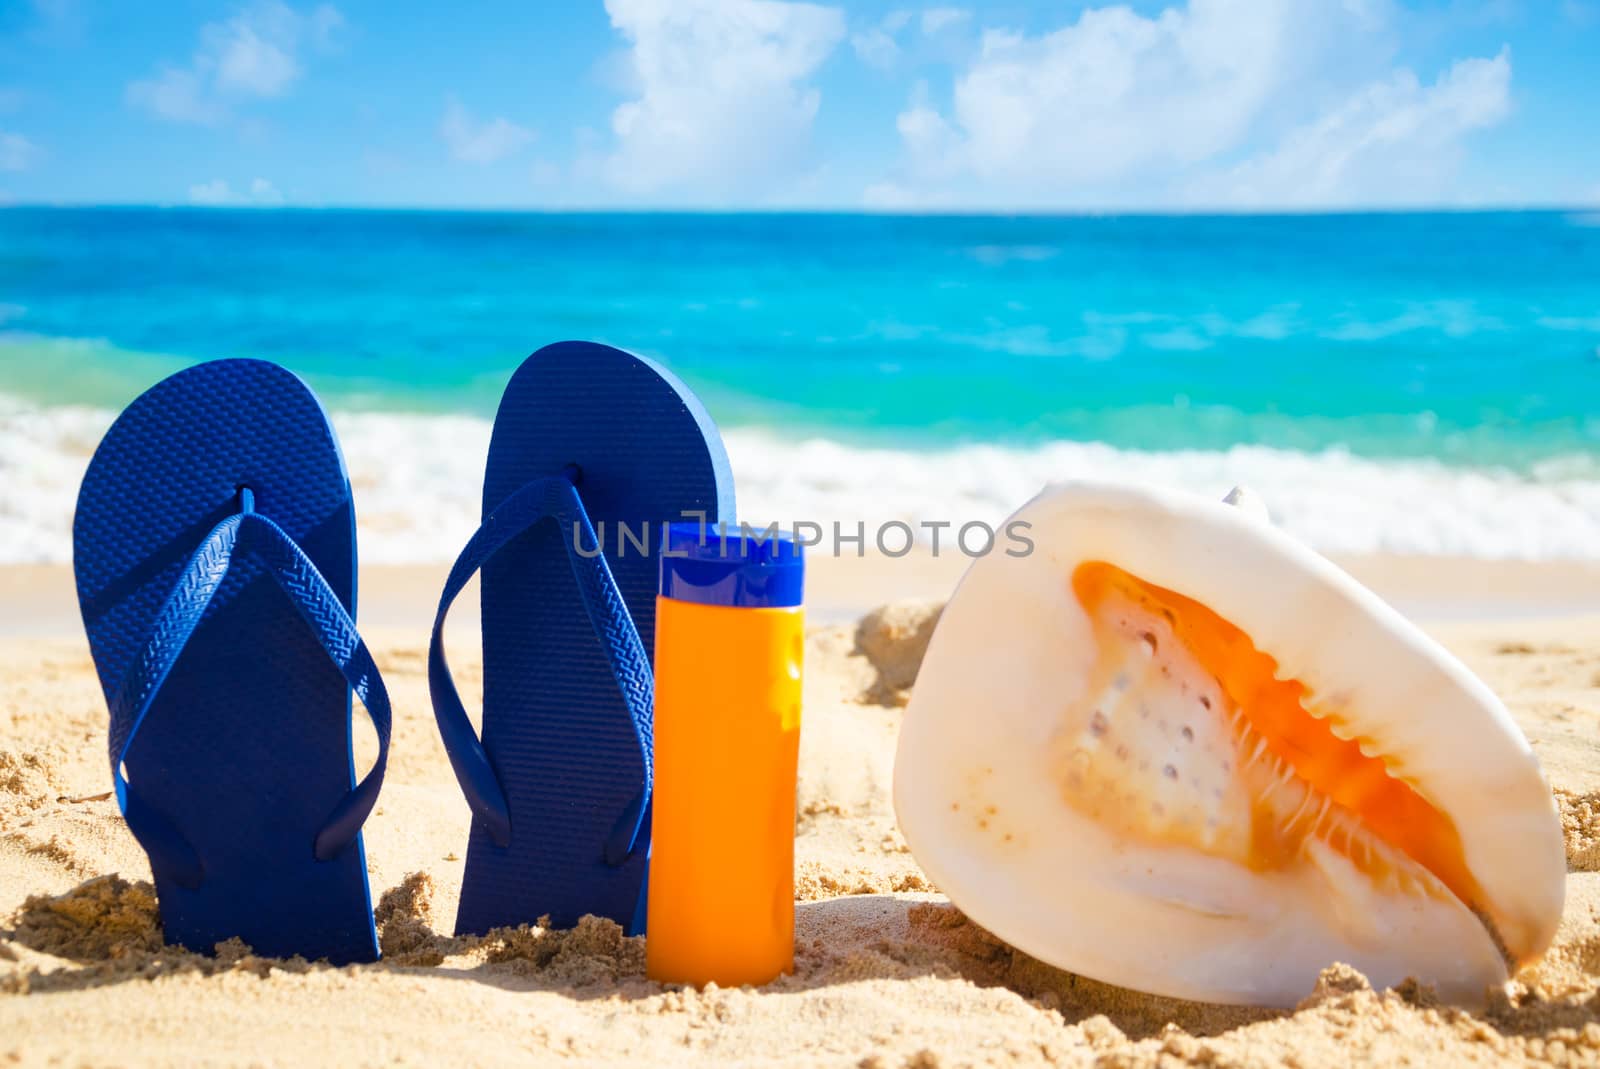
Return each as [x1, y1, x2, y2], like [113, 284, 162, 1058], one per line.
[1, 207, 1598, 562]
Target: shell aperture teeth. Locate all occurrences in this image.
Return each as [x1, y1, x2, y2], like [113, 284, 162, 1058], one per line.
[1321, 715, 1357, 740]
[1061, 560, 1485, 932]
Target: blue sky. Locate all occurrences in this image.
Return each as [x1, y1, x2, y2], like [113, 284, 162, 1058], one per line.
[0, 0, 1596, 210]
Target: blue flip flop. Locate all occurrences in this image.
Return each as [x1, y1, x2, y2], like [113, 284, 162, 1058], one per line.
[73, 359, 391, 965]
[431, 341, 734, 937]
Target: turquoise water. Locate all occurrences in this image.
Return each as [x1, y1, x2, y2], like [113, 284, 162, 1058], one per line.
[2, 207, 1597, 469]
[2, 207, 1598, 562]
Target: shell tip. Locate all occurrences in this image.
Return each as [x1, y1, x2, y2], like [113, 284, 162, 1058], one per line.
[1222, 485, 1271, 524]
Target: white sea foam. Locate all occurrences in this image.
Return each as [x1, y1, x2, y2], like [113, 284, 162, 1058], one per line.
[2, 394, 1598, 563]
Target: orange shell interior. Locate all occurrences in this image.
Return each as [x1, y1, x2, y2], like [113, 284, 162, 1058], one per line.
[1071, 560, 1484, 920]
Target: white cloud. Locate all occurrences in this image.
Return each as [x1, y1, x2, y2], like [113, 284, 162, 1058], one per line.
[248, 177, 286, 204]
[127, 68, 224, 125]
[187, 179, 230, 204]
[850, 26, 898, 68]
[920, 7, 968, 34]
[205, 6, 302, 96]
[21, 0, 85, 43]
[1564, 0, 1597, 24]
[861, 179, 957, 210]
[882, 10, 913, 33]
[871, 0, 1510, 208]
[905, 0, 1315, 189]
[530, 160, 562, 187]
[852, 6, 968, 70]
[1200, 50, 1511, 207]
[439, 97, 535, 165]
[128, 2, 341, 124]
[601, 0, 846, 197]
[188, 177, 285, 206]
[0, 131, 40, 172]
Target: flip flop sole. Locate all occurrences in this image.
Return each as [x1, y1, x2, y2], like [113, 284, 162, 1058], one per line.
[73, 359, 377, 964]
[456, 341, 734, 936]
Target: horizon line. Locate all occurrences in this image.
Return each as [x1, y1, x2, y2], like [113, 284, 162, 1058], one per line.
[3, 202, 1598, 219]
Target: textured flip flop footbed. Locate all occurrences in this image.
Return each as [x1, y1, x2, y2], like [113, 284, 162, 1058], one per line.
[73, 359, 378, 964]
[454, 341, 735, 936]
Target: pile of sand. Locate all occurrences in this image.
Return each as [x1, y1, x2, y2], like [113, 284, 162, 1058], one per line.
[4, 602, 1600, 1067]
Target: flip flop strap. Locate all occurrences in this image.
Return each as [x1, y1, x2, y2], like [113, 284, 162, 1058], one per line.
[107, 497, 392, 890]
[429, 473, 653, 860]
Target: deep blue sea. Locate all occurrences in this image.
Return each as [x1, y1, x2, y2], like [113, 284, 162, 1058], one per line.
[2, 207, 1597, 561]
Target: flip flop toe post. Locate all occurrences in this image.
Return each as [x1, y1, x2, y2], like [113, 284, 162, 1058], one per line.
[74, 358, 390, 965]
[432, 341, 734, 937]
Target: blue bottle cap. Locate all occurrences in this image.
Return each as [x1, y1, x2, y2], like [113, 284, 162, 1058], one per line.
[659, 522, 805, 609]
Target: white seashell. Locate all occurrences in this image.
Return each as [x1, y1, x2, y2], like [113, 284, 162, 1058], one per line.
[892, 480, 1565, 1007]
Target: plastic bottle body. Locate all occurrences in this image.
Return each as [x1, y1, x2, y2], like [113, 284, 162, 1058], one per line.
[646, 597, 804, 987]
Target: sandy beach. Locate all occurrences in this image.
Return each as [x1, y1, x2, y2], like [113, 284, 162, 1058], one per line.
[5, 0, 1598, 1059]
[4, 554, 1600, 1067]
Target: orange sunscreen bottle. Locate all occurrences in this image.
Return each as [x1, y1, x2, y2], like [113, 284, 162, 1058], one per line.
[646, 523, 805, 987]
